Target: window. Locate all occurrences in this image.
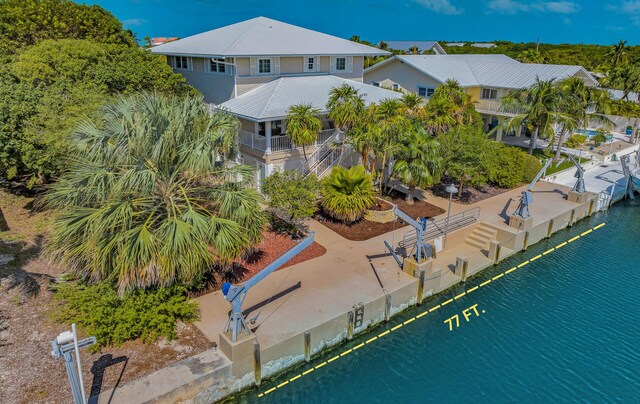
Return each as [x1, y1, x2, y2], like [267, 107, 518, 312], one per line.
[481, 88, 498, 100]
[372, 82, 380, 87]
[258, 122, 266, 137]
[271, 120, 284, 135]
[392, 83, 399, 91]
[208, 58, 226, 74]
[418, 87, 435, 98]
[304, 56, 316, 72]
[174, 56, 190, 70]
[335, 57, 346, 71]
[258, 58, 271, 74]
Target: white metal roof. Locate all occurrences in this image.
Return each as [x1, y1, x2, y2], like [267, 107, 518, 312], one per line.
[219, 75, 402, 121]
[150, 17, 389, 58]
[367, 55, 598, 89]
[380, 41, 446, 54]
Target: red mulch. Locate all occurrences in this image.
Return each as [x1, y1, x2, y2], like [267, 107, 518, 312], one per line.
[316, 190, 446, 241]
[431, 176, 514, 204]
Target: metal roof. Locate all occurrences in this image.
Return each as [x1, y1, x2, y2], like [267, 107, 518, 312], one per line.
[219, 75, 402, 121]
[607, 88, 639, 102]
[150, 17, 389, 57]
[380, 41, 446, 54]
[368, 55, 598, 89]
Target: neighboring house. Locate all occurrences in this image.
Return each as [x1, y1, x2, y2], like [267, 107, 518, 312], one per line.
[446, 42, 466, 47]
[471, 43, 498, 48]
[380, 41, 446, 55]
[151, 17, 398, 183]
[364, 54, 598, 139]
[151, 37, 179, 46]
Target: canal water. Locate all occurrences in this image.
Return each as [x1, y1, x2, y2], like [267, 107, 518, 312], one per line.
[235, 201, 640, 403]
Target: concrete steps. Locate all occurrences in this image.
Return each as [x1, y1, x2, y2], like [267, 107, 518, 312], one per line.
[464, 223, 498, 250]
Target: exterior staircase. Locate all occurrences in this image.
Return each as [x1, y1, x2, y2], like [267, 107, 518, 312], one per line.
[464, 223, 498, 250]
[294, 130, 345, 178]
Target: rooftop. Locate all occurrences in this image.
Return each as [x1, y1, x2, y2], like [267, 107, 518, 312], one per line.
[379, 41, 446, 54]
[150, 17, 389, 58]
[219, 75, 401, 121]
[367, 54, 598, 89]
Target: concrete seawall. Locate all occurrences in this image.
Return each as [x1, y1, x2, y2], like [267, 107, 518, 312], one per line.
[95, 182, 609, 403]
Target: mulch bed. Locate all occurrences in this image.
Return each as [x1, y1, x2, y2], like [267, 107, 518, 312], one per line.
[430, 176, 514, 204]
[316, 190, 445, 241]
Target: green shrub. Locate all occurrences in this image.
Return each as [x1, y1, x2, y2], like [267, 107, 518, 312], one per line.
[51, 282, 199, 346]
[592, 131, 607, 147]
[262, 170, 320, 220]
[321, 166, 376, 223]
[564, 134, 587, 149]
[487, 144, 526, 188]
[522, 154, 543, 183]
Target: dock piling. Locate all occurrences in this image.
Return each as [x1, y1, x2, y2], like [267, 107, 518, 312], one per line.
[547, 219, 554, 238]
[304, 331, 311, 363]
[253, 340, 261, 387]
[347, 311, 354, 340]
[417, 270, 425, 305]
[384, 294, 391, 322]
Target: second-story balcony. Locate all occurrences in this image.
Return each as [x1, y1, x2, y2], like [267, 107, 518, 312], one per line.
[239, 128, 337, 154]
[475, 100, 522, 117]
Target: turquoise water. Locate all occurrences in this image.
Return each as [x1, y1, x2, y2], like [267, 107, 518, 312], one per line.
[236, 202, 640, 403]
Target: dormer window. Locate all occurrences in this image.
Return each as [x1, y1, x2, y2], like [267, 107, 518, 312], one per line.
[258, 58, 272, 74]
[335, 57, 346, 71]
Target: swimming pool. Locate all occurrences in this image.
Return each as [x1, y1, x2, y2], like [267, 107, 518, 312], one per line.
[575, 129, 613, 141]
[235, 201, 640, 403]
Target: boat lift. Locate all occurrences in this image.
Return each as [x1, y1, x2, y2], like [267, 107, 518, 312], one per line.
[383, 205, 431, 269]
[621, 154, 638, 200]
[568, 154, 586, 194]
[513, 159, 553, 219]
[222, 231, 315, 342]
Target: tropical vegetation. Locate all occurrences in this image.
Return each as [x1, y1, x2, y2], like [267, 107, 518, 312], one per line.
[44, 93, 266, 294]
[262, 170, 320, 221]
[321, 166, 376, 223]
[286, 103, 323, 165]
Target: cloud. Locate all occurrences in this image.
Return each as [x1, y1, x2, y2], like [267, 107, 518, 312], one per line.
[122, 18, 147, 27]
[413, 0, 463, 15]
[607, 1, 640, 25]
[487, 0, 581, 14]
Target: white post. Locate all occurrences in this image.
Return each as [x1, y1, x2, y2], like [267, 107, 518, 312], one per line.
[265, 121, 272, 154]
[253, 121, 259, 150]
[71, 324, 86, 404]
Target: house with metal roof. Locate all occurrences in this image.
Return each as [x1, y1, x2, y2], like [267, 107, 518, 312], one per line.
[364, 54, 598, 140]
[379, 41, 446, 55]
[151, 17, 398, 181]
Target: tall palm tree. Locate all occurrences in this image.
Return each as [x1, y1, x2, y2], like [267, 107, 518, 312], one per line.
[392, 126, 443, 204]
[557, 78, 612, 159]
[606, 64, 640, 101]
[409, 45, 420, 55]
[373, 98, 410, 193]
[326, 84, 365, 132]
[347, 104, 380, 168]
[286, 103, 322, 165]
[497, 78, 575, 154]
[423, 80, 480, 134]
[44, 93, 266, 294]
[606, 40, 629, 68]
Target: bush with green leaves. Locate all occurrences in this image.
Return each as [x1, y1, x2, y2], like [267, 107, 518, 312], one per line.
[487, 144, 527, 188]
[564, 134, 587, 149]
[592, 132, 608, 147]
[52, 282, 199, 346]
[44, 93, 266, 294]
[522, 154, 543, 183]
[321, 166, 375, 223]
[262, 170, 320, 220]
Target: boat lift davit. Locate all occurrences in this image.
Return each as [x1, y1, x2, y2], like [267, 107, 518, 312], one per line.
[222, 231, 315, 342]
[383, 206, 432, 269]
[513, 159, 553, 219]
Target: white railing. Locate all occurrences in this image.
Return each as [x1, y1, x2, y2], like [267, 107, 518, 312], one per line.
[309, 146, 344, 178]
[238, 128, 338, 153]
[293, 130, 344, 176]
[476, 100, 522, 116]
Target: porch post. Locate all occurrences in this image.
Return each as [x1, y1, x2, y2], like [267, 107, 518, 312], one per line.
[496, 118, 504, 142]
[265, 120, 272, 154]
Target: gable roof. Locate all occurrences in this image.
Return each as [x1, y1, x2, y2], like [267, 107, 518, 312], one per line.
[380, 41, 446, 54]
[150, 17, 389, 58]
[219, 75, 401, 121]
[365, 54, 598, 89]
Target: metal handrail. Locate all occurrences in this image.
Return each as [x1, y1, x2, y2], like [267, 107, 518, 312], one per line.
[398, 206, 481, 248]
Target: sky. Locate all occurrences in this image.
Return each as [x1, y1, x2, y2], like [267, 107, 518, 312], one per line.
[85, 0, 640, 45]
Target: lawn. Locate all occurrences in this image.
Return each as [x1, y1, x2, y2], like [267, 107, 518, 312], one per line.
[529, 149, 589, 176]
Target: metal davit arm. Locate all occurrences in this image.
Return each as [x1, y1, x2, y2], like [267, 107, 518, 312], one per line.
[513, 159, 553, 219]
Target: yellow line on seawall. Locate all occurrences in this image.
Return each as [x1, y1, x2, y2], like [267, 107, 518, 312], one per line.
[256, 223, 605, 398]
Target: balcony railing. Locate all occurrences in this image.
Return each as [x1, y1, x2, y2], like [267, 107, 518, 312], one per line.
[476, 100, 522, 117]
[239, 128, 337, 153]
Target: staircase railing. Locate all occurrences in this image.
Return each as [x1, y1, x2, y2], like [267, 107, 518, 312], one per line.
[294, 130, 344, 176]
[398, 207, 481, 248]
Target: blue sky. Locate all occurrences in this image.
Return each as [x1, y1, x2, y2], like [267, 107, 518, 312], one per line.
[86, 1, 640, 45]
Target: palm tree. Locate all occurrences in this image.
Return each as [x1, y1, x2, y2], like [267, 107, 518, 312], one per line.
[606, 40, 629, 68]
[348, 104, 380, 168]
[326, 84, 365, 132]
[372, 98, 410, 193]
[400, 92, 425, 117]
[321, 165, 376, 223]
[557, 78, 612, 159]
[606, 64, 640, 101]
[423, 80, 480, 134]
[392, 126, 443, 204]
[44, 93, 266, 294]
[409, 45, 420, 55]
[497, 78, 575, 154]
[286, 103, 322, 165]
